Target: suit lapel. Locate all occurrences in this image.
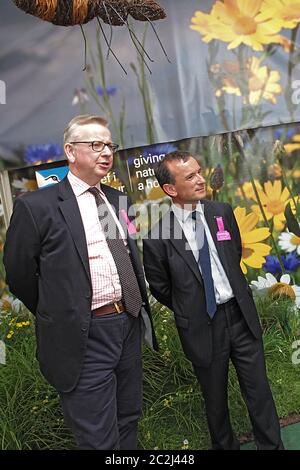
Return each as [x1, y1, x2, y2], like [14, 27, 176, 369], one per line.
[167, 210, 203, 285]
[58, 178, 91, 284]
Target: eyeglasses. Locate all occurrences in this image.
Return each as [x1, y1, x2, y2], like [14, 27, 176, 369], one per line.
[70, 141, 119, 153]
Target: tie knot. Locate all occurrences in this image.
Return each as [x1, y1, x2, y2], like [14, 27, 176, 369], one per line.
[88, 187, 102, 207]
[191, 211, 197, 221]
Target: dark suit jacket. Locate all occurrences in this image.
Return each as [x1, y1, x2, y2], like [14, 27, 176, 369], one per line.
[143, 200, 262, 368]
[3, 177, 157, 392]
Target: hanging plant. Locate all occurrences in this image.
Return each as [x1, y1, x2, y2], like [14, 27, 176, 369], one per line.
[127, 0, 166, 21]
[12, 0, 168, 71]
[12, 0, 166, 26]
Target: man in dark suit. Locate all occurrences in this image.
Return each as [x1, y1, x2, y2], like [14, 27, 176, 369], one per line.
[143, 151, 283, 450]
[3, 114, 157, 450]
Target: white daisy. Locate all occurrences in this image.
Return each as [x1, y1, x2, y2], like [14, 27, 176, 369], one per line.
[278, 231, 300, 255]
[0, 295, 23, 315]
[12, 178, 37, 192]
[251, 273, 300, 311]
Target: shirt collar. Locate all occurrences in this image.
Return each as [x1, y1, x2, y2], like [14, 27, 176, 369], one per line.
[67, 171, 104, 197]
[171, 201, 204, 223]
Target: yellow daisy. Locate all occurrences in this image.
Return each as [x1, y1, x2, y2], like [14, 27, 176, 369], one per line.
[190, 10, 219, 43]
[260, 0, 300, 29]
[284, 134, 300, 154]
[234, 206, 271, 274]
[215, 56, 282, 104]
[146, 184, 165, 200]
[191, 0, 283, 51]
[292, 169, 300, 178]
[236, 180, 263, 199]
[248, 57, 282, 105]
[250, 180, 292, 230]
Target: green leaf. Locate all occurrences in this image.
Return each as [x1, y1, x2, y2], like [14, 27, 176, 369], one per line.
[284, 202, 300, 236]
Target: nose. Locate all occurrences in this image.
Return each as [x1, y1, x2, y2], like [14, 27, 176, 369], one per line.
[101, 144, 113, 156]
[196, 173, 205, 183]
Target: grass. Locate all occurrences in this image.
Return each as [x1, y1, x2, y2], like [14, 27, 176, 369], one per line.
[0, 297, 300, 450]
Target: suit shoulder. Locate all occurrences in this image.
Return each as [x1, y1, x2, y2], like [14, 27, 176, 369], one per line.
[101, 183, 124, 195]
[14, 182, 59, 205]
[204, 199, 233, 213]
[101, 184, 128, 198]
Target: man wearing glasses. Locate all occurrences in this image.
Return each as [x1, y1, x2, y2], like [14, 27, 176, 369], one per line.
[3, 114, 157, 450]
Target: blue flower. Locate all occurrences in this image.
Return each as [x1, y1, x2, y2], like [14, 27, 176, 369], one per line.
[96, 85, 117, 97]
[284, 253, 300, 272]
[24, 144, 63, 164]
[274, 127, 295, 141]
[142, 143, 178, 157]
[263, 253, 300, 275]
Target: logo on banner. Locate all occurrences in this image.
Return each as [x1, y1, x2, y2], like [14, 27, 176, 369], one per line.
[0, 80, 6, 104]
[35, 166, 69, 188]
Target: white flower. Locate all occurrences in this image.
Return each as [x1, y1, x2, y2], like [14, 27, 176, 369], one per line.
[251, 273, 300, 311]
[12, 178, 37, 192]
[0, 295, 23, 315]
[72, 88, 90, 106]
[0, 340, 6, 365]
[11, 298, 23, 314]
[278, 231, 300, 255]
[0, 294, 14, 314]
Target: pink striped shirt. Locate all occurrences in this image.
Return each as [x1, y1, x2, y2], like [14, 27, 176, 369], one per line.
[68, 171, 126, 309]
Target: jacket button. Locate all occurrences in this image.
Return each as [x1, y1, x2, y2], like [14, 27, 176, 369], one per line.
[81, 326, 87, 332]
[207, 321, 211, 325]
[85, 294, 90, 299]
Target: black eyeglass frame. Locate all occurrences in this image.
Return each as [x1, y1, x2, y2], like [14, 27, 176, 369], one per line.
[69, 141, 119, 153]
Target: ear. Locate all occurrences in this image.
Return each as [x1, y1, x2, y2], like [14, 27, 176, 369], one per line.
[162, 183, 177, 198]
[64, 143, 75, 163]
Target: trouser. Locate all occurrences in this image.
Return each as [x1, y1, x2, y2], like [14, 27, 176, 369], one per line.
[193, 299, 284, 450]
[59, 312, 142, 450]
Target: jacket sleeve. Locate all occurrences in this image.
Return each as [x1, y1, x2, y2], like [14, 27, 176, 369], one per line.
[3, 197, 40, 314]
[143, 237, 173, 310]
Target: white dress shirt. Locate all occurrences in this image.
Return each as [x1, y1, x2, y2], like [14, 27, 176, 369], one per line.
[172, 202, 234, 304]
[68, 171, 126, 309]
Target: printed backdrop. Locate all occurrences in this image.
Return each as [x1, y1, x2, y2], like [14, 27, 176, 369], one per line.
[1, 0, 300, 166]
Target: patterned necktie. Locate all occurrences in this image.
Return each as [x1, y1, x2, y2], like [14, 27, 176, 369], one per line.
[192, 211, 217, 318]
[88, 187, 142, 317]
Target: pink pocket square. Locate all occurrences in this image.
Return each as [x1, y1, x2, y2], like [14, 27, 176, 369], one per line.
[120, 210, 137, 235]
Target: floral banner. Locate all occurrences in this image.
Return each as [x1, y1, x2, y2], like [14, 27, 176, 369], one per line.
[2, 1, 300, 166]
[2, 121, 299, 310]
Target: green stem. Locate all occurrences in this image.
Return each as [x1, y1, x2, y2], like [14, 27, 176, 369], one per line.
[280, 164, 299, 224]
[130, 26, 154, 144]
[286, 25, 299, 121]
